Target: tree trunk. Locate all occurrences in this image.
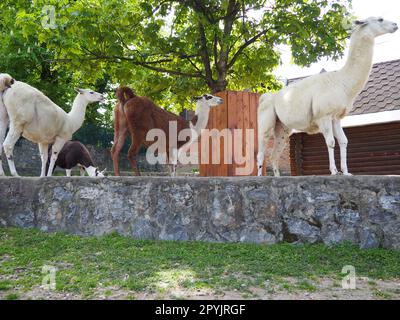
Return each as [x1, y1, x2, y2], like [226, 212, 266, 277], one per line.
[211, 78, 228, 93]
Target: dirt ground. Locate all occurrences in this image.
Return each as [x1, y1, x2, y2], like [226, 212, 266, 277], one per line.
[2, 277, 399, 300]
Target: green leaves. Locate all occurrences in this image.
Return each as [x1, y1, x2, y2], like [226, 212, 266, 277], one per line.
[1, 0, 351, 118]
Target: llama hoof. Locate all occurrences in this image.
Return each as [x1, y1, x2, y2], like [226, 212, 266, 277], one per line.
[343, 172, 353, 176]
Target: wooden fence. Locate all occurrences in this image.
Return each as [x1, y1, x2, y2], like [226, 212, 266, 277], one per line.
[199, 91, 261, 177]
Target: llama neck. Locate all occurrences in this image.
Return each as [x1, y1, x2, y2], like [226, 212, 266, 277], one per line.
[191, 101, 211, 133]
[67, 95, 89, 133]
[341, 31, 375, 98]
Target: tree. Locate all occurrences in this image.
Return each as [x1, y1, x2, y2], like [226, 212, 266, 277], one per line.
[0, 0, 118, 127]
[1, 0, 352, 112]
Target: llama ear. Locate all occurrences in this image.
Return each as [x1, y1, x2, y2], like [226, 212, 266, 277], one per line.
[355, 20, 368, 26]
[191, 96, 202, 102]
[75, 88, 84, 94]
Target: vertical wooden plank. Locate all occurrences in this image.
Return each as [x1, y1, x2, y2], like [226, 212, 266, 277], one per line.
[216, 91, 228, 176]
[199, 102, 208, 176]
[249, 93, 259, 176]
[241, 92, 251, 176]
[227, 91, 237, 176]
[209, 102, 217, 176]
[234, 92, 244, 176]
[213, 93, 219, 177]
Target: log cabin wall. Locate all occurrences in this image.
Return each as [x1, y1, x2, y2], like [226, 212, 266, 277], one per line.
[290, 121, 400, 176]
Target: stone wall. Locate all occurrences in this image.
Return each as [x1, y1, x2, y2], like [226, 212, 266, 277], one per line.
[0, 176, 399, 249]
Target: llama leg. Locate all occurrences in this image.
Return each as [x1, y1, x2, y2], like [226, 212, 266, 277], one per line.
[0, 126, 6, 176]
[257, 141, 266, 177]
[66, 169, 72, 177]
[38, 143, 49, 177]
[270, 122, 290, 177]
[170, 148, 178, 177]
[257, 127, 275, 176]
[0, 106, 8, 176]
[318, 119, 338, 175]
[127, 133, 143, 176]
[257, 105, 276, 176]
[166, 164, 175, 177]
[3, 124, 22, 177]
[333, 120, 351, 176]
[47, 137, 66, 177]
[111, 129, 128, 176]
[79, 166, 85, 176]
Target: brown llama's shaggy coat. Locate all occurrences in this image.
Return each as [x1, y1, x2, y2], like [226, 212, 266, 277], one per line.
[111, 87, 194, 176]
[111, 87, 223, 176]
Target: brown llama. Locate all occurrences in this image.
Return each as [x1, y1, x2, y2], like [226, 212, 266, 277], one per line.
[111, 87, 223, 176]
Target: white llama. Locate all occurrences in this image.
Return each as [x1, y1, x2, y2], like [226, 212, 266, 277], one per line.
[0, 79, 104, 177]
[257, 17, 398, 176]
[172, 94, 224, 176]
[0, 73, 14, 176]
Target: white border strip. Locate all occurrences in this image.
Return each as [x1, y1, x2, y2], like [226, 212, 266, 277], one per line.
[341, 109, 400, 128]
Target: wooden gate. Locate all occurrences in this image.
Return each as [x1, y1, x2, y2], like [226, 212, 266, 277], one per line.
[199, 91, 260, 177]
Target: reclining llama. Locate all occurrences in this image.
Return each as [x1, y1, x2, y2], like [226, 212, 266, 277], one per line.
[111, 87, 223, 176]
[257, 17, 398, 176]
[46, 140, 105, 177]
[0, 75, 104, 177]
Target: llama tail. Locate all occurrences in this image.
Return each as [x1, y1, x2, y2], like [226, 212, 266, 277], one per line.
[258, 93, 274, 113]
[0, 73, 15, 92]
[257, 92, 277, 138]
[116, 86, 136, 105]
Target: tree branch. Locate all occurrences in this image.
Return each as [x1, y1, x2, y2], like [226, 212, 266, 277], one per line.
[47, 55, 204, 79]
[218, 0, 240, 74]
[213, 32, 219, 70]
[227, 29, 268, 69]
[198, 22, 214, 87]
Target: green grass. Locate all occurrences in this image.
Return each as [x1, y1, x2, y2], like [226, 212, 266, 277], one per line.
[0, 227, 399, 298]
[296, 279, 317, 292]
[5, 293, 19, 300]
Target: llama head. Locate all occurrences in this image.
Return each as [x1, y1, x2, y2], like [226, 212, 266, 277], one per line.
[95, 168, 106, 177]
[0, 73, 15, 91]
[192, 94, 224, 108]
[85, 166, 106, 177]
[354, 17, 398, 38]
[75, 88, 105, 103]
